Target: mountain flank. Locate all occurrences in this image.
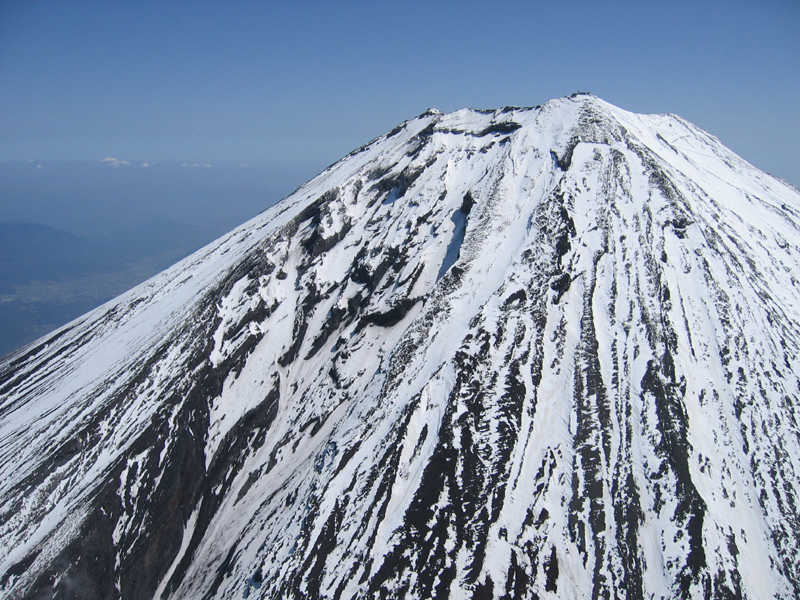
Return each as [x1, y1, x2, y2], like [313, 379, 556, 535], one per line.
[1, 94, 799, 600]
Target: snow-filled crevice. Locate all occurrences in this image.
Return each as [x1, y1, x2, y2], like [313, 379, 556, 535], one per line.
[437, 192, 475, 281]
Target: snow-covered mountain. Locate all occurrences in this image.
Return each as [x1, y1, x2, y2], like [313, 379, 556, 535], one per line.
[2, 93, 799, 600]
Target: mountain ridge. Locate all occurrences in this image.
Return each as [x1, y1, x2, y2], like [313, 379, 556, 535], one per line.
[1, 94, 799, 600]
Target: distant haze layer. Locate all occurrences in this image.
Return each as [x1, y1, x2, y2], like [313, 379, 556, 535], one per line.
[0, 160, 315, 238]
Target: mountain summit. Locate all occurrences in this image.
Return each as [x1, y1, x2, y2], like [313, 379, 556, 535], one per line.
[2, 94, 799, 599]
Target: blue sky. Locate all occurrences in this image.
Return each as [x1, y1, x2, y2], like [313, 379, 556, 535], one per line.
[1, 0, 799, 186]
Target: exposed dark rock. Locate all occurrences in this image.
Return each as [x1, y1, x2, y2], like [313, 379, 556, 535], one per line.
[478, 121, 522, 136]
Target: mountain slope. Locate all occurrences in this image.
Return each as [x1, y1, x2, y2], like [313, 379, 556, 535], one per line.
[1, 94, 799, 600]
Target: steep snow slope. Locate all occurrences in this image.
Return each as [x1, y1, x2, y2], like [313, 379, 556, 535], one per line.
[1, 94, 799, 600]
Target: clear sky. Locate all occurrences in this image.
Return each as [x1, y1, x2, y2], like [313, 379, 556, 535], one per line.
[1, 0, 799, 186]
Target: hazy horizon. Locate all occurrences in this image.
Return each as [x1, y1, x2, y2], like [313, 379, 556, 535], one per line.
[2, 2, 798, 185]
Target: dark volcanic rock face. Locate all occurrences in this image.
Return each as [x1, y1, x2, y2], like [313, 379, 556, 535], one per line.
[1, 95, 800, 599]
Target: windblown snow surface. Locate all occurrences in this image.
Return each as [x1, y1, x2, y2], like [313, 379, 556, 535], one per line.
[1, 94, 800, 600]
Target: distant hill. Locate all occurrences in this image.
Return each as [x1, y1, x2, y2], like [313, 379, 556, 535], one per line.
[0, 220, 213, 356]
[0, 222, 115, 292]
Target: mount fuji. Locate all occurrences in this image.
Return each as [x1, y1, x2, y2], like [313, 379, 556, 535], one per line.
[1, 93, 799, 599]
